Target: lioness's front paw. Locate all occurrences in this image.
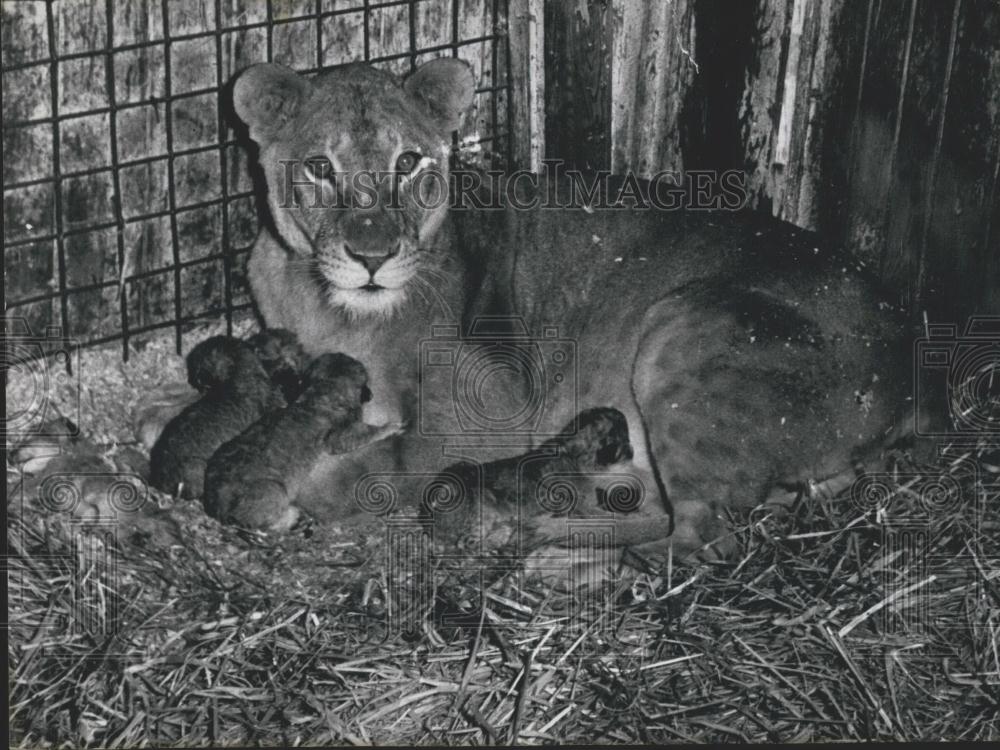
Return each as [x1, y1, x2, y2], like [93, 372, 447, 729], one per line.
[225, 497, 301, 533]
[268, 504, 301, 533]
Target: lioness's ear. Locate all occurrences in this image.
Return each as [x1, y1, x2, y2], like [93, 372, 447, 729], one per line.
[233, 63, 312, 144]
[404, 58, 475, 134]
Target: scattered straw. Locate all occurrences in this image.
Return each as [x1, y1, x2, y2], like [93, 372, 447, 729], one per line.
[6, 321, 1000, 744]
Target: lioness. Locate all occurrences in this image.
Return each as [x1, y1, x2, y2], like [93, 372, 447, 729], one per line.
[231, 58, 912, 561]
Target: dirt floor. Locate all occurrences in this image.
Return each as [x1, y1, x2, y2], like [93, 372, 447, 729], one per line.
[6, 317, 999, 744]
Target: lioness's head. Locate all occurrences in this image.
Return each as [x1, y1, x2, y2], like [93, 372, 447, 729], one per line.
[233, 59, 475, 316]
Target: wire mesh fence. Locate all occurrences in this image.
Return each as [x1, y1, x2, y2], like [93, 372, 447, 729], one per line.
[3, 0, 512, 362]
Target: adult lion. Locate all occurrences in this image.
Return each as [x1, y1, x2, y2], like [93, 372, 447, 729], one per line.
[230, 58, 912, 562]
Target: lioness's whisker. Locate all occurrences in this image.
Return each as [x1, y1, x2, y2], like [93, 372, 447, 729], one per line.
[419, 265, 459, 285]
[408, 276, 431, 307]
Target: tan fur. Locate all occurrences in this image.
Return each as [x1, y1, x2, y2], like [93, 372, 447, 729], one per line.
[234, 61, 913, 562]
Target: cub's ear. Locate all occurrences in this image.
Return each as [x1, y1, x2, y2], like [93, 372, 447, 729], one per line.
[404, 58, 475, 134]
[233, 63, 312, 144]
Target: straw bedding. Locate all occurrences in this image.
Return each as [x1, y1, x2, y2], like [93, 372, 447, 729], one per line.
[6, 319, 999, 745]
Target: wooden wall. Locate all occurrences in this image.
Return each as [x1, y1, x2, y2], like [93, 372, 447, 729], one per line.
[541, 0, 1000, 319]
[5, 0, 998, 347]
[3, 0, 510, 351]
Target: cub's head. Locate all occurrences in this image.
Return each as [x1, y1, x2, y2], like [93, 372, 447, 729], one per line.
[186, 336, 254, 390]
[233, 59, 475, 316]
[301, 352, 373, 408]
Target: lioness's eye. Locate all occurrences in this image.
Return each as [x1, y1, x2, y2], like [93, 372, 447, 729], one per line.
[304, 155, 335, 182]
[395, 150, 422, 175]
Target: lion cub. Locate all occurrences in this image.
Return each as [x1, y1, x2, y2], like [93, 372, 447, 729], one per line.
[134, 328, 305, 451]
[149, 336, 285, 499]
[424, 407, 669, 554]
[247, 328, 309, 403]
[202, 353, 403, 532]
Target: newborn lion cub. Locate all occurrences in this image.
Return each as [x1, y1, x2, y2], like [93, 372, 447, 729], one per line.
[248, 328, 309, 403]
[150, 336, 285, 499]
[425, 407, 674, 556]
[202, 353, 403, 531]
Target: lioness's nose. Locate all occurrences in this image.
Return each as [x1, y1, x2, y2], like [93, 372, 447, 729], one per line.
[344, 242, 399, 273]
[342, 210, 400, 274]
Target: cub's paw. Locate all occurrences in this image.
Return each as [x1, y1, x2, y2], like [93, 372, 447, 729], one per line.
[205, 477, 300, 533]
[325, 421, 406, 454]
[370, 421, 407, 441]
[266, 504, 301, 533]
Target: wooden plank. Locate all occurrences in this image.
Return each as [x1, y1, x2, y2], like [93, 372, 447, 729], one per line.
[772, 0, 807, 169]
[921, 0, 1000, 316]
[873, 0, 957, 311]
[681, 0, 756, 176]
[791, 0, 837, 229]
[838, 0, 915, 292]
[804, 0, 871, 250]
[320, 3, 365, 66]
[2, 1, 55, 338]
[611, 0, 698, 177]
[771, 0, 818, 224]
[507, 0, 544, 171]
[913, 0, 961, 307]
[113, 0, 173, 331]
[740, 0, 790, 209]
[543, 0, 611, 171]
[55, 0, 119, 339]
[453, 0, 500, 157]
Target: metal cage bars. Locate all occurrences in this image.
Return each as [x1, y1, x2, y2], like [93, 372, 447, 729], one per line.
[3, 0, 512, 361]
